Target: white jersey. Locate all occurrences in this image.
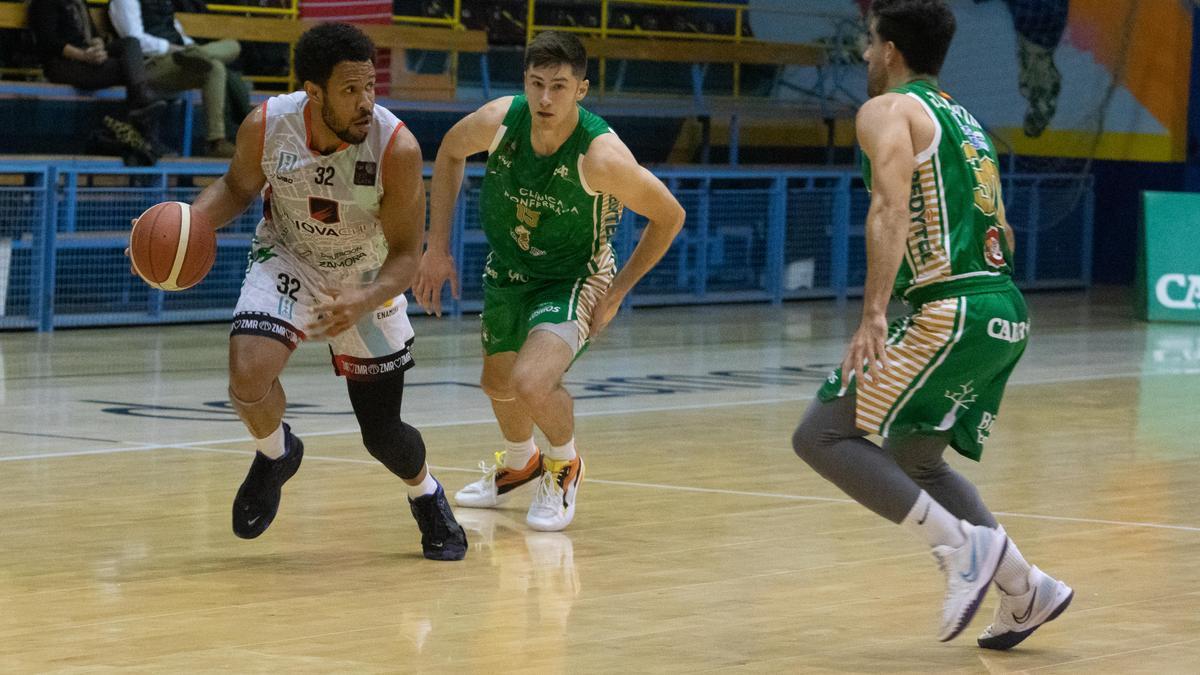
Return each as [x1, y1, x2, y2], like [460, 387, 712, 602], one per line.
[256, 91, 404, 282]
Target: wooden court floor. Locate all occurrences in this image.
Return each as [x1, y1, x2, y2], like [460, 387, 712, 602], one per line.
[1, 289, 1197, 672]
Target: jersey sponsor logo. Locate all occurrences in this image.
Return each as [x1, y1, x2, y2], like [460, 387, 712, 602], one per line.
[984, 226, 1006, 268]
[909, 177, 935, 262]
[976, 411, 996, 444]
[308, 196, 340, 224]
[276, 151, 299, 174]
[507, 187, 579, 216]
[245, 244, 277, 275]
[374, 297, 398, 319]
[927, 93, 987, 141]
[514, 202, 540, 252]
[318, 250, 368, 269]
[290, 216, 361, 238]
[938, 381, 977, 429]
[988, 318, 1028, 343]
[277, 295, 296, 320]
[354, 161, 377, 186]
[335, 350, 413, 378]
[962, 142, 1001, 217]
[529, 304, 561, 320]
[1155, 274, 1200, 310]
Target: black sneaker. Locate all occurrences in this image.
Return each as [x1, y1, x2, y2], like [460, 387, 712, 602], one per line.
[408, 483, 468, 561]
[232, 423, 304, 539]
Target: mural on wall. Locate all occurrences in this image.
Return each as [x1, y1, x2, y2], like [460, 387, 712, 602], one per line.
[753, 0, 1193, 162]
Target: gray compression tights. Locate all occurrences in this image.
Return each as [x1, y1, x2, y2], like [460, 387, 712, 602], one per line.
[791, 394, 998, 527]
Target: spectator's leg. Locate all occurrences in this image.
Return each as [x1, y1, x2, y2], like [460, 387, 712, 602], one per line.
[109, 38, 160, 110]
[197, 39, 242, 65]
[42, 58, 123, 91]
[144, 55, 209, 154]
[200, 57, 229, 143]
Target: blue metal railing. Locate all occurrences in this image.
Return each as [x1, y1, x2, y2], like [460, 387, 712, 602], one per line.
[0, 158, 1094, 331]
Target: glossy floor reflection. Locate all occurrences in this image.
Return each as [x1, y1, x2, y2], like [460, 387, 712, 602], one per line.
[1, 289, 1198, 671]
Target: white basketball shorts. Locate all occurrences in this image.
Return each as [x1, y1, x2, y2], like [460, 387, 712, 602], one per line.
[230, 244, 415, 381]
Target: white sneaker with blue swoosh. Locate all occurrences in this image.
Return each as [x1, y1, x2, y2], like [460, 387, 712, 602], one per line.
[931, 520, 1009, 642]
[978, 565, 1074, 650]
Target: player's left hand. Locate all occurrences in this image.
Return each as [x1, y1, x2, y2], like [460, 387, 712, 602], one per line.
[588, 290, 624, 339]
[308, 283, 373, 338]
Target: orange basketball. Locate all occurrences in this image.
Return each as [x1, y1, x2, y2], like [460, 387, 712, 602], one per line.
[129, 202, 216, 291]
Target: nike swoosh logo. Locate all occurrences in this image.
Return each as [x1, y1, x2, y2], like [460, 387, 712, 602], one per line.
[1012, 587, 1038, 623]
[247, 516, 260, 526]
[959, 532, 980, 582]
[432, 542, 444, 548]
[916, 503, 931, 525]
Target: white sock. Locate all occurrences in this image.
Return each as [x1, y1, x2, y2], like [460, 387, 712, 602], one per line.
[901, 491, 966, 548]
[406, 471, 438, 499]
[547, 437, 577, 462]
[254, 424, 286, 460]
[503, 436, 537, 468]
[993, 536, 1032, 595]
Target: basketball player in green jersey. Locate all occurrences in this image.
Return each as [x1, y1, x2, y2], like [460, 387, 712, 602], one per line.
[414, 31, 685, 532]
[791, 0, 1071, 647]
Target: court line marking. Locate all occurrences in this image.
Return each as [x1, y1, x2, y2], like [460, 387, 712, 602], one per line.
[0, 396, 809, 463]
[103, 443, 1200, 533]
[0, 366, 1159, 464]
[1023, 637, 1200, 672]
[4, 368, 1196, 534]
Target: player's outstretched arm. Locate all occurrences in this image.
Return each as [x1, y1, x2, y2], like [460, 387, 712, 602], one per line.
[308, 126, 426, 339]
[191, 105, 268, 230]
[414, 96, 513, 316]
[581, 134, 686, 337]
[840, 94, 917, 389]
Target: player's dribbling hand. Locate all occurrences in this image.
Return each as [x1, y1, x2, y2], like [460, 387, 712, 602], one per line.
[308, 283, 371, 339]
[124, 217, 137, 275]
[839, 313, 890, 396]
[587, 290, 623, 339]
[413, 251, 459, 317]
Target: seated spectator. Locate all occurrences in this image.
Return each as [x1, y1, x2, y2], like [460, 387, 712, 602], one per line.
[109, 0, 247, 157]
[28, 0, 166, 146]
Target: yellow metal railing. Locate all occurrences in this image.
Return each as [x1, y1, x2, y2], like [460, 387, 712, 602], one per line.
[392, 0, 465, 95]
[203, 1, 300, 88]
[393, 0, 462, 28]
[526, 0, 751, 96]
[77, 0, 465, 90]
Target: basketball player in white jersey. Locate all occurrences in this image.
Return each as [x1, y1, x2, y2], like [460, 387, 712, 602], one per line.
[181, 23, 467, 560]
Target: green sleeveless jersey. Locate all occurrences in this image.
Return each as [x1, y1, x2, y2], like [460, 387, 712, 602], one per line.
[479, 95, 624, 280]
[862, 80, 1014, 303]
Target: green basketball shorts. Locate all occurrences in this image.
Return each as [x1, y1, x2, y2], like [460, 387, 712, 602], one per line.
[480, 257, 615, 357]
[817, 284, 1029, 460]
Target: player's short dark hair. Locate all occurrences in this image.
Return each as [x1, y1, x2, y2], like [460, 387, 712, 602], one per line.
[869, 0, 956, 76]
[524, 30, 587, 79]
[295, 22, 376, 88]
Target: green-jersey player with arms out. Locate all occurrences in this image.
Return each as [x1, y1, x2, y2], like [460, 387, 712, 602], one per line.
[790, 0, 1072, 648]
[414, 31, 685, 532]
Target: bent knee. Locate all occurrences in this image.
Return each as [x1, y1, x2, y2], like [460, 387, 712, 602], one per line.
[512, 370, 555, 404]
[228, 357, 274, 401]
[479, 370, 513, 399]
[791, 422, 847, 467]
[791, 423, 821, 463]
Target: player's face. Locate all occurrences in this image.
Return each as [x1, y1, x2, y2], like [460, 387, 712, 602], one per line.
[524, 63, 588, 128]
[319, 60, 376, 145]
[864, 19, 889, 98]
